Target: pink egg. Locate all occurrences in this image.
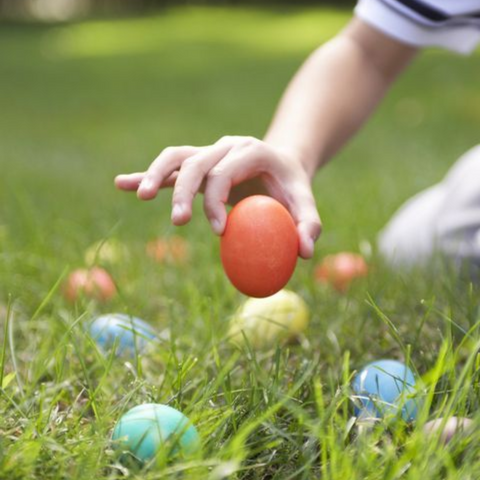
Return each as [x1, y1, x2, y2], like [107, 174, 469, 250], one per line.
[423, 417, 473, 444]
[315, 252, 368, 292]
[64, 267, 116, 303]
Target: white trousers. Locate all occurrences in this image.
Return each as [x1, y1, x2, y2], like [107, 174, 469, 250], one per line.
[379, 145, 480, 268]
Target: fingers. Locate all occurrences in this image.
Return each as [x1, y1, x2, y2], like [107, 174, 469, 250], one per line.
[171, 141, 233, 226]
[202, 140, 321, 257]
[286, 185, 322, 259]
[137, 146, 201, 200]
[203, 146, 263, 234]
[161, 171, 179, 188]
[115, 172, 145, 191]
[116, 172, 180, 191]
[115, 137, 322, 260]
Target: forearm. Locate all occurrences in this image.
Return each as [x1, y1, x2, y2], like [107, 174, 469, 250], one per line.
[264, 18, 418, 178]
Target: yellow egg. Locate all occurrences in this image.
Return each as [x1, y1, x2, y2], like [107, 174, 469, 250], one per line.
[85, 239, 129, 266]
[228, 289, 309, 349]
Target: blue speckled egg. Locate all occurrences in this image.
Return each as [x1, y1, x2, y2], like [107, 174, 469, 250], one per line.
[352, 359, 418, 421]
[89, 313, 156, 356]
[112, 403, 200, 462]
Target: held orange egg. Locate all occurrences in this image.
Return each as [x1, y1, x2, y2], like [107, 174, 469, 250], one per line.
[220, 195, 299, 298]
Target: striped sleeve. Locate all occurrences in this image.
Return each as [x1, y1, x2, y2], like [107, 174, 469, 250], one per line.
[355, 0, 480, 54]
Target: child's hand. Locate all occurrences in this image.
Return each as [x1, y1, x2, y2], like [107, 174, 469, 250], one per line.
[115, 136, 321, 259]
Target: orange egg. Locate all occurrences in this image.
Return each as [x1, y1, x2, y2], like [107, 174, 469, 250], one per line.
[64, 267, 117, 303]
[315, 252, 368, 292]
[220, 195, 299, 298]
[146, 236, 189, 264]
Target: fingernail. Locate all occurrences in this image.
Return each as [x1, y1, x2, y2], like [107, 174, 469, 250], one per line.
[211, 219, 223, 235]
[172, 204, 184, 221]
[306, 237, 315, 254]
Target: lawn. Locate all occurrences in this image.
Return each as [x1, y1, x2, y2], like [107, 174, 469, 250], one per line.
[1, 6, 480, 479]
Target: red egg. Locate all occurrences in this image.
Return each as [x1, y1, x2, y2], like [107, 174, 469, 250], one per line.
[64, 267, 117, 303]
[315, 252, 368, 292]
[220, 195, 299, 298]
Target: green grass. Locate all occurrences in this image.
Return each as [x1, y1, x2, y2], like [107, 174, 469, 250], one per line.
[1, 5, 480, 479]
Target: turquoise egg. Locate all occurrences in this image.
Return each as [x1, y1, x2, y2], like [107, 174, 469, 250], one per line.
[112, 403, 200, 463]
[352, 359, 418, 421]
[89, 313, 156, 356]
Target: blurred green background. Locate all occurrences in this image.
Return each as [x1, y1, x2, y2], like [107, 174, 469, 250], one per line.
[0, 3, 479, 301]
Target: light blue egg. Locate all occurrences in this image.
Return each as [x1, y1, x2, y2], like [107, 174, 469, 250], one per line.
[112, 403, 200, 462]
[352, 359, 418, 421]
[89, 313, 156, 356]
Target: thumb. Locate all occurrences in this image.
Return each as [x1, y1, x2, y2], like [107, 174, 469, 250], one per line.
[287, 185, 322, 259]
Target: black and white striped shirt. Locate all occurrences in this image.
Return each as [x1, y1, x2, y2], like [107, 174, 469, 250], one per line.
[355, 0, 480, 54]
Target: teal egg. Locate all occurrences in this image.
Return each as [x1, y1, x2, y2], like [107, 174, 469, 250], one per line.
[112, 403, 200, 462]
